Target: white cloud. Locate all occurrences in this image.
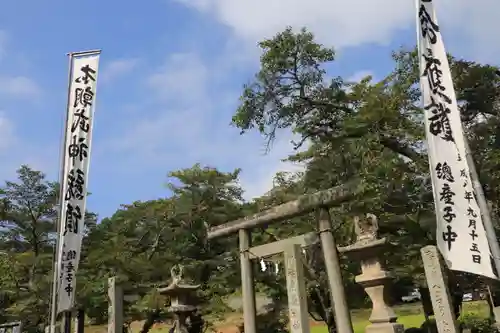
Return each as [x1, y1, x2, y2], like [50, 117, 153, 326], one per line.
[0, 31, 51, 181]
[0, 31, 41, 100]
[174, 0, 500, 62]
[106, 109, 304, 200]
[0, 151, 57, 185]
[239, 133, 306, 200]
[101, 58, 139, 83]
[146, 53, 209, 104]
[0, 112, 57, 182]
[105, 0, 500, 204]
[0, 76, 41, 99]
[434, 0, 500, 63]
[174, 0, 412, 48]
[103, 51, 305, 199]
[104, 52, 217, 162]
[104, 0, 499, 203]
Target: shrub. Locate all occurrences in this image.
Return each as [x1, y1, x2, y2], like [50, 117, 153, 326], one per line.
[459, 314, 496, 333]
[419, 316, 496, 333]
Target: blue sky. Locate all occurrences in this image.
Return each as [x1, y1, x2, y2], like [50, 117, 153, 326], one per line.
[0, 0, 498, 219]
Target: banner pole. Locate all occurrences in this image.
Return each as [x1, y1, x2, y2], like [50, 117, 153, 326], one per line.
[49, 52, 74, 333]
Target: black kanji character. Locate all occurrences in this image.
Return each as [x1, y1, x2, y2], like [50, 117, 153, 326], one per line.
[472, 254, 481, 264]
[75, 64, 96, 85]
[65, 168, 85, 200]
[64, 203, 82, 235]
[467, 207, 478, 218]
[68, 135, 89, 166]
[470, 229, 478, 241]
[65, 250, 77, 261]
[464, 191, 473, 204]
[470, 243, 480, 253]
[443, 206, 456, 223]
[422, 49, 452, 104]
[65, 261, 74, 273]
[419, 5, 440, 44]
[435, 162, 454, 182]
[439, 183, 455, 205]
[73, 86, 94, 108]
[442, 225, 457, 251]
[64, 283, 74, 297]
[425, 96, 454, 142]
[71, 109, 90, 133]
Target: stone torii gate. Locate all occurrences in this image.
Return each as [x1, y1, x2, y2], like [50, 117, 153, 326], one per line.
[207, 183, 363, 333]
[248, 232, 319, 333]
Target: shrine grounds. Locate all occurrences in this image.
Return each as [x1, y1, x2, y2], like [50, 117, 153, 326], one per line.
[85, 300, 489, 333]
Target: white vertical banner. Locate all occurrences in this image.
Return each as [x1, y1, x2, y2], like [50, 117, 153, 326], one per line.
[57, 50, 101, 313]
[416, 0, 496, 279]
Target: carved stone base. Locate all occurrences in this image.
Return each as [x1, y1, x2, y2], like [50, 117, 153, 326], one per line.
[356, 273, 397, 324]
[365, 322, 405, 333]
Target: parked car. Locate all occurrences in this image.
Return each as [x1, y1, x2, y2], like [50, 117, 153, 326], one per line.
[402, 290, 421, 303]
[462, 293, 473, 302]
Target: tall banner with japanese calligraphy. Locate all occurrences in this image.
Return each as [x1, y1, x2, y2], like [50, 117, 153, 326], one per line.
[56, 51, 100, 313]
[416, 0, 496, 278]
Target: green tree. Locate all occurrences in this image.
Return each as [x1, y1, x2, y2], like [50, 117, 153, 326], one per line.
[231, 26, 500, 323]
[0, 165, 97, 332]
[0, 166, 59, 333]
[163, 165, 244, 308]
[79, 164, 245, 331]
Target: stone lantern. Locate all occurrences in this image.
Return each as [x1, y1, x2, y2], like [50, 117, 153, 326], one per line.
[339, 214, 404, 333]
[158, 265, 200, 333]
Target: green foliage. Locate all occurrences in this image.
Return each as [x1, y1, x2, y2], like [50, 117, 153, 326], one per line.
[420, 315, 496, 333]
[75, 164, 246, 332]
[2, 27, 500, 333]
[459, 314, 496, 333]
[0, 166, 60, 333]
[231, 27, 500, 330]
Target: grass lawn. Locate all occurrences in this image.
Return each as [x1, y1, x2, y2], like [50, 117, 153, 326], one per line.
[310, 301, 489, 333]
[310, 313, 425, 333]
[85, 300, 489, 333]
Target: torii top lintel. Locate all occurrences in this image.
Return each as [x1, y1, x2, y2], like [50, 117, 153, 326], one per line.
[207, 181, 362, 240]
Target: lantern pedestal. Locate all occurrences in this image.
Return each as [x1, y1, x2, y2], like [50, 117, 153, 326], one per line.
[158, 265, 201, 333]
[340, 214, 404, 333]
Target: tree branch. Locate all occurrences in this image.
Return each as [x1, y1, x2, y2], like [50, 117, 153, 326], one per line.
[379, 136, 425, 165]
